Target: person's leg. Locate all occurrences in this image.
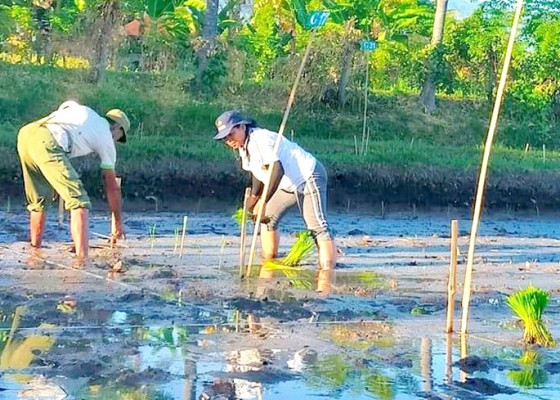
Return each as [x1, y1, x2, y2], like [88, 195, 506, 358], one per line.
[70, 208, 89, 259]
[260, 229, 279, 260]
[260, 189, 297, 260]
[302, 161, 336, 270]
[17, 123, 52, 248]
[26, 125, 91, 257]
[29, 211, 46, 248]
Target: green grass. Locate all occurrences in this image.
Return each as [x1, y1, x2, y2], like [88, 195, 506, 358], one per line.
[2, 62, 560, 207]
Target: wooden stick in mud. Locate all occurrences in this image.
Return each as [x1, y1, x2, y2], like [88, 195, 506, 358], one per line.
[446, 219, 458, 333]
[460, 0, 524, 335]
[246, 29, 318, 277]
[179, 215, 188, 259]
[239, 188, 251, 278]
[57, 195, 64, 227]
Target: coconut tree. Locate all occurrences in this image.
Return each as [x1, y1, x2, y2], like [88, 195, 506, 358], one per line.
[89, 0, 120, 83]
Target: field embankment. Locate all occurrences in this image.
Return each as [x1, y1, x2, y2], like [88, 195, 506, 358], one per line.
[1, 63, 560, 211]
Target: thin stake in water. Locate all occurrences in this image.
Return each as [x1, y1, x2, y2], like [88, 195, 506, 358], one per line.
[179, 216, 188, 259]
[239, 188, 250, 277]
[446, 220, 458, 333]
[218, 235, 226, 269]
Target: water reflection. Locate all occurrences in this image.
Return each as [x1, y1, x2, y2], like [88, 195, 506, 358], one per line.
[0, 306, 55, 369]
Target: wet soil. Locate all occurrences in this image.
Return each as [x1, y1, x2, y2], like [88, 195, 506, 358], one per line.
[1, 208, 560, 399]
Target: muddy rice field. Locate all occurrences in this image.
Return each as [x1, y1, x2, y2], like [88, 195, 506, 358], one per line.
[2, 205, 560, 399]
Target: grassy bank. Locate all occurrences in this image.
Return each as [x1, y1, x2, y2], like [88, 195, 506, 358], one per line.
[1, 62, 560, 210]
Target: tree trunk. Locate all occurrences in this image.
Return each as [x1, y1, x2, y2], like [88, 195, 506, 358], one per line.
[89, 0, 119, 84]
[337, 40, 354, 108]
[195, 0, 219, 90]
[337, 20, 357, 108]
[419, 0, 448, 113]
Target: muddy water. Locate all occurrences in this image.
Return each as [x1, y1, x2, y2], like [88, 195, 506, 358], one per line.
[1, 208, 560, 399]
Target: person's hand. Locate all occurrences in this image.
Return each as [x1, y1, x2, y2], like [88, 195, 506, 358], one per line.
[246, 193, 259, 213]
[110, 223, 126, 244]
[251, 200, 270, 224]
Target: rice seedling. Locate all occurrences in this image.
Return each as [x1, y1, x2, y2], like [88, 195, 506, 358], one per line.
[505, 286, 556, 347]
[232, 207, 252, 226]
[173, 227, 180, 253]
[218, 235, 226, 269]
[262, 260, 314, 289]
[507, 368, 547, 388]
[519, 350, 541, 366]
[5, 196, 10, 213]
[149, 224, 157, 249]
[260, 231, 315, 287]
[281, 230, 315, 267]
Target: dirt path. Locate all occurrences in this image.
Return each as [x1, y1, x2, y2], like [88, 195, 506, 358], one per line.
[1, 209, 560, 399]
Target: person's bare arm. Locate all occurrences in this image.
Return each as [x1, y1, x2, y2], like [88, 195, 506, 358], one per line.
[102, 169, 124, 240]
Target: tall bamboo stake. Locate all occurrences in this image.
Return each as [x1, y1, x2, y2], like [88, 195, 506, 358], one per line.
[361, 55, 369, 155]
[239, 188, 250, 278]
[460, 0, 524, 335]
[446, 219, 458, 333]
[246, 29, 318, 276]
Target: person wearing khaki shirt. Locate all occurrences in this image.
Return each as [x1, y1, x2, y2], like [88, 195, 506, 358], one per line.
[17, 101, 130, 260]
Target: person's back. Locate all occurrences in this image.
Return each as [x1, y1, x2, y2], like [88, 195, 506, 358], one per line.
[43, 101, 117, 169]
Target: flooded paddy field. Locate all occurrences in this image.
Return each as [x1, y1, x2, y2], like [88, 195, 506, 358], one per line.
[2, 208, 560, 399]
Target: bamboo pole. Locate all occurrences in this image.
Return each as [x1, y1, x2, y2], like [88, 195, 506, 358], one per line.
[446, 220, 458, 333]
[460, 333, 468, 383]
[445, 333, 453, 385]
[460, 0, 524, 335]
[239, 188, 250, 278]
[420, 337, 432, 393]
[361, 55, 369, 155]
[179, 215, 188, 259]
[246, 29, 318, 276]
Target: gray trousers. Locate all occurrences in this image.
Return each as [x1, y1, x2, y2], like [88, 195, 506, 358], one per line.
[263, 161, 332, 242]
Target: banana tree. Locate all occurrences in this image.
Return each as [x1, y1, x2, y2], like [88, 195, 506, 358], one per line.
[322, 0, 433, 106]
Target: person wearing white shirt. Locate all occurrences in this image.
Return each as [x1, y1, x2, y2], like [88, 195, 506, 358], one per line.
[17, 100, 130, 260]
[213, 110, 336, 271]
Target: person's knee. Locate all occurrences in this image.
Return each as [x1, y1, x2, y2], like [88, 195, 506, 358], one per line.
[27, 199, 46, 213]
[64, 196, 92, 210]
[311, 226, 332, 243]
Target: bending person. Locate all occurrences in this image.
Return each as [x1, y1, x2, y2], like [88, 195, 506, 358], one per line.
[17, 100, 130, 259]
[213, 110, 336, 270]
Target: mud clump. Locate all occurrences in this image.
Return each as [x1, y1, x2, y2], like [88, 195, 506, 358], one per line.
[457, 355, 490, 374]
[458, 377, 516, 396]
[115, 367, 172, 386]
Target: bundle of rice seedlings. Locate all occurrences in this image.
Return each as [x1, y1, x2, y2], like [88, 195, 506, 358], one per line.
[505, 286, 556, 347]
[507, 368, 547, 388]
[519, 350, 541, 366]
[232, 208, 252, 226]
[281, 230, 315, 266]
[262, 260, 313, 289]
[261, 231, 315, 288]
